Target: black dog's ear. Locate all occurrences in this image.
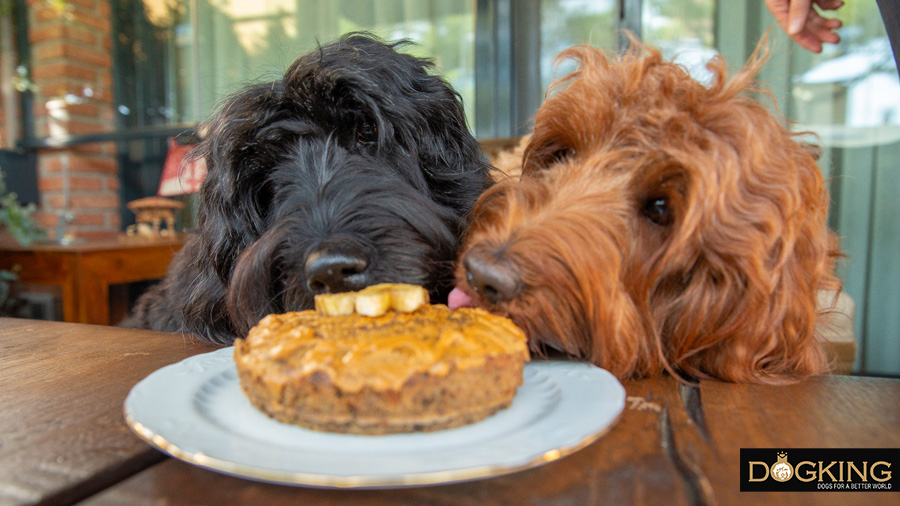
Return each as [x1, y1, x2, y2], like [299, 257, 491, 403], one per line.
[416, 83, 493, 219]
[191, 81, 288, 283]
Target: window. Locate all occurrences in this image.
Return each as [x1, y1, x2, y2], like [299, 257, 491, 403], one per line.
[116, 0, 475, 129]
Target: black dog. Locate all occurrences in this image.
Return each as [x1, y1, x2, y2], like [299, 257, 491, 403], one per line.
[124, 33, 492, 344]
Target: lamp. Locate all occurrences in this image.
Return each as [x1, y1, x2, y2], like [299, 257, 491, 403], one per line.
[157, 138, 206, 196]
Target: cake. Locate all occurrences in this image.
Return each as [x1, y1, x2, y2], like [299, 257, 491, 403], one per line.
[233, 283, 530, 434]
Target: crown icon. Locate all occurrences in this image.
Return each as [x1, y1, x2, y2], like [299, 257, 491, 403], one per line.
[777, 451, 787, 460]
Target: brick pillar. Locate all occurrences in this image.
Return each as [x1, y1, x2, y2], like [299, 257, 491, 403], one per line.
[28, 0, 120, 241]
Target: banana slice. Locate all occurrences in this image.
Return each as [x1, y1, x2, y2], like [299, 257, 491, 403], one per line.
[314, 283, 430, 317]
[387, 284, 429, 313]
[314, 292, 356, 316]
[354, 285, 394, 316]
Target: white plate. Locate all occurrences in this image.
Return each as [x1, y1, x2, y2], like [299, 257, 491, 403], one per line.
[125, 347, 625, 489]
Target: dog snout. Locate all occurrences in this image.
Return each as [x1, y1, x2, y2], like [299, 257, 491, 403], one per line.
[462, 249, 524, 305]
[305, 249, 371, 294]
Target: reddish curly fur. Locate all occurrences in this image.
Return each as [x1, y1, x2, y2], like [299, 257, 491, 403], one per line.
[456, 38, 842, 383]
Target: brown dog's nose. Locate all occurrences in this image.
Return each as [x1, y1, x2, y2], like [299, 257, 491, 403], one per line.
[305, 249, 370, 294]
[462, 250, 524, 304]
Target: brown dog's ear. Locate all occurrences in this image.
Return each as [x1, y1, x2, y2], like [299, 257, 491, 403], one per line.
[656, 124, 840, 384]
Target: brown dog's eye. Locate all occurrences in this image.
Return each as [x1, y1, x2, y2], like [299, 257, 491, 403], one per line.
[356, 120, 377, 146]
[551, 147, 575, 163]
[643, 196, 672, 226]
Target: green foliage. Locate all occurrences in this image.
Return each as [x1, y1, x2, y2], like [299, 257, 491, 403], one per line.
[0, 167, 47, 317]
[0, 169, 46, 245]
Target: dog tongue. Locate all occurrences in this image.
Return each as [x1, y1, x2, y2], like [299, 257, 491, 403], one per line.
[448, 286, 475, 310]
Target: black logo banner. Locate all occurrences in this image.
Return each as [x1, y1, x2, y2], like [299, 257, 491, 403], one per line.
[740, 448, 898, 492]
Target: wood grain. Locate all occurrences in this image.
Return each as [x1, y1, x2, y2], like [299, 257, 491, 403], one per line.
[2, 317, 898, 506]
[0, 236, 185, 325]
[0, 318, 214, 506]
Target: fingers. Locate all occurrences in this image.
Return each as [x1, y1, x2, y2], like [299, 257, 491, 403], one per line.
[787, 0, 813, 35]
[765, 0, 843, 53]
[813, 0, 844, 12]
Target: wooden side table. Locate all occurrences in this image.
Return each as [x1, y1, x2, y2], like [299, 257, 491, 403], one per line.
[0, 235, 186, 325]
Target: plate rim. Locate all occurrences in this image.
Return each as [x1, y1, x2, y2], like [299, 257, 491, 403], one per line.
[124, 348, 625, 489]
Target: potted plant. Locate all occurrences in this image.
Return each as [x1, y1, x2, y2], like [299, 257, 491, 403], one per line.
[0, 167, 46, 316]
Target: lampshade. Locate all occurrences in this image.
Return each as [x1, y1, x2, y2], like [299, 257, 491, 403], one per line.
[157, 138, 207, 196]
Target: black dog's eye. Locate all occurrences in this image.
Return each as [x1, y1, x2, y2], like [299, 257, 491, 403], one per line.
[356, 120, 377, 146]
[642, 196, 673, 226]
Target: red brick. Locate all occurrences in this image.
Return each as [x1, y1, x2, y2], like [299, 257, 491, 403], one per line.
[33, 6, 66, 23]
[70, 176, 104, 191]
[71, 25, 98, 45]
[29, 25, 65, 44]
[71, 212, 105, 226]
[39, 155, 65, 172]
[98, 73, 112, 90]
[103, 176, 119, 191]
[70, 10, 110, 32]
[66, 0, 96, 9]
[31, 62, 97, 82]
[69, 155, 117, 173]
[69, 193, 118, 210]
[49, 25, 96, 46]
[54, 102, 101, 120]
[43, 194, 65, 209]
[33, 42, 67, 60]
[68, 47, 112, 69]
[38, 176, 64, 192]
[32, 211, 59, 228]
[38, 82, 87, 98]
[34, 43, 111, 69]
[47, 119, 110, 137]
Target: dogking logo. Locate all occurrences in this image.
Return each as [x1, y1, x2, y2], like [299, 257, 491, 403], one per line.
[741, 448, 899, 492]
[770, 452, 793, 482]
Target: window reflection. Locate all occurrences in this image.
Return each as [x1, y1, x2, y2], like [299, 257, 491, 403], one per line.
[134, 0, 475, 126]
[540, 0, 616, 92]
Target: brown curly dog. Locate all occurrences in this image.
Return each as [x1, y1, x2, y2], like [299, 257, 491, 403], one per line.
[450, 38, 843, 383]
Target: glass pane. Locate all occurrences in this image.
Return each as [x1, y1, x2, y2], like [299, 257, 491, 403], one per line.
[787, 3, 900, 376]
[144, 0, 475, 126]
[540, 0, 617, 93]
[642, 0, 717, 83]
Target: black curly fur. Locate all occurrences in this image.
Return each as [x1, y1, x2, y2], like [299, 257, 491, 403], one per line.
[122, 33, 492, 344]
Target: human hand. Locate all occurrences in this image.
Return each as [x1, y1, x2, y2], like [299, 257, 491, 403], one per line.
[765, 0, 844, 53]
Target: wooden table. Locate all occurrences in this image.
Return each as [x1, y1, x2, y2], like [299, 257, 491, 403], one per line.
[0, 236, 185, 325]
[1, 318, 898, 506]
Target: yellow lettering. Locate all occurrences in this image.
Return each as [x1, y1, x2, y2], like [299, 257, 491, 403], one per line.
[796, 461, 817, 482]
[871, 462, 892, 483]
[819, 461, 837, 482]
[847, 461, 867, 482]
[748, 462, 769, 482]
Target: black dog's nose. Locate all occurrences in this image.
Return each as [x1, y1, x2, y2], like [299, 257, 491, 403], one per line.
[305, 249, 370, 294]
[462, 250, 523, 305]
